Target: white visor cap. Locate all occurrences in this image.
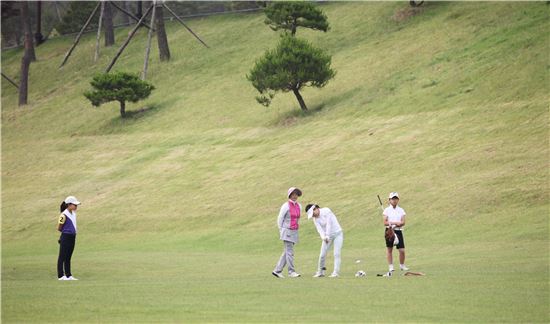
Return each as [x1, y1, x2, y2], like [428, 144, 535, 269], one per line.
[64, 196, 81, 205]
[307, 205, 316, 219]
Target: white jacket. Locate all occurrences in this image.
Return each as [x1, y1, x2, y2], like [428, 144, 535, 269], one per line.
[313, 207, 342, 240]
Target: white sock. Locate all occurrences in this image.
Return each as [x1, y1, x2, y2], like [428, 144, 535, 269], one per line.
[389, 265, 394, 271]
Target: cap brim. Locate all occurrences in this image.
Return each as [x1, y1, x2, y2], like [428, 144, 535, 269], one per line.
[288, 188, 302, 198]
[307, 208, 314, 219]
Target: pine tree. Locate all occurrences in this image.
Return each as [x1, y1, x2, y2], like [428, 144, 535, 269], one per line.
[247, 35, 335, 111]
[264, 2, 329, 36]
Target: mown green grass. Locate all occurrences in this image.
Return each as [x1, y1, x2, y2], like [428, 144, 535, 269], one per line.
[2, 2, 549, 322]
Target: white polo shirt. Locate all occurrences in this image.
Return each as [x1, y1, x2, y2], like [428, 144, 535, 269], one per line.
[383, 205, 406, 230]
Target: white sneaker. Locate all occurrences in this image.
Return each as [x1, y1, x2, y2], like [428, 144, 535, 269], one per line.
[66, 276, 79, 280]
[58, 276, 68, 281]
[400, 266, 410, 271]
[329, 273, 339, 278]
[272, 271, 284, 278]
[288, 272, 301, 278]
[313, 272, 325, 278]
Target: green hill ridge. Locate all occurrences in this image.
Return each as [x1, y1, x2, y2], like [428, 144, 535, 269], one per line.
[2, 2, 548, 322]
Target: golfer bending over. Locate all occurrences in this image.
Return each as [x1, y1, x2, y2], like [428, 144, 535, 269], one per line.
[384, 192, 409, 272]
[272, 187, 302, 278]
[306, 204, 343, 278]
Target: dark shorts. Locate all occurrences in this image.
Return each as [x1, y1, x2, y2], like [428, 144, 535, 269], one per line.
[385, 229, 405, 249]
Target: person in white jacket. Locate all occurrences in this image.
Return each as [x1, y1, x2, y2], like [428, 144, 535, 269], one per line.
[306, 204, 343, 278]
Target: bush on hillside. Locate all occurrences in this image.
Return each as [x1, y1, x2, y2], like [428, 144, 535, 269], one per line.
[84, 72, 155, 118]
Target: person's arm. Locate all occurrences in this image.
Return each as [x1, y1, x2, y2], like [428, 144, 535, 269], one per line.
[277, 203, 288, 229]
[399, 214, 406, 227]
[314, 219, 326, 240]
[57, 214, 65, 232]
[383, 214, 391, 226]
[325, 209, 334, 239]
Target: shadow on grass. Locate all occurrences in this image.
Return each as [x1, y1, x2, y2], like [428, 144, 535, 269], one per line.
[83, 97, 178, 135]
[271, 87, 363, 127]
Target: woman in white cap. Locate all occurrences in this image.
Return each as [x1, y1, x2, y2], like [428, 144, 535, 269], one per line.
[57, 196, 81, 280]
[383, 192, 409, 273]
[272, 187, 302, 278]
[306, 204, 343, 278]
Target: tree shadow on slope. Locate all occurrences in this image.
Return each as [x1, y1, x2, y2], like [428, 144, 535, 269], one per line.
[84, 97, 179, 135]
[270, 87, 363, 127]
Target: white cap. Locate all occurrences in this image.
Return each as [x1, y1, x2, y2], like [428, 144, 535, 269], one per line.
[64, 196, 81, 205]
[306, 205, 317, 220]
[388, 192, 399, 199]
[287, 187, 302, 198]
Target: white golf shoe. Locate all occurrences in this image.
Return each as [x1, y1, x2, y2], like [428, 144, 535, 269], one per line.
[329, 273, 339, 278]
[313, 272, 325, 278]
[400, 265, 410, 271]
[288, 272, 301, 278]
[272, 271, 284, 278]
[58, 276, 68, 281]
[66, 276, 79, 280]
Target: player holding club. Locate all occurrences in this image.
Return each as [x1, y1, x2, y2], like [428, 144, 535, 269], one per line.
[383, 192, 409, 273]
[306, 204, 343, 278]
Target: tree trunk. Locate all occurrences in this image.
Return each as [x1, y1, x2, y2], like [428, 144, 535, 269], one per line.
[34, 1, 44, 46]
[19, 54, 31, 106]
[21, 1, 36, 62]
[292, 88, 308, 111]
[141, 0, 156, 80]
[19, 2, 33, 106]
[105, 3, 153, 73]
[155, 4, 170, 61]
[121, 1, 130, 25]
[95, 1, 104, 62]
[119, 100, 126, 118]
[103, 1, 115, 46]
[291, 18, 297, 36]
[136, 1, 142, 19]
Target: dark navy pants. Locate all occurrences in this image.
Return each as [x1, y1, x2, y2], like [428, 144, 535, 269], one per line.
[57, 233, 76, 278]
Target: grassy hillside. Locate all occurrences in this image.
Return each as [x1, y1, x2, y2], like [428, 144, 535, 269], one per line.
[2, 2, 548, 322]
